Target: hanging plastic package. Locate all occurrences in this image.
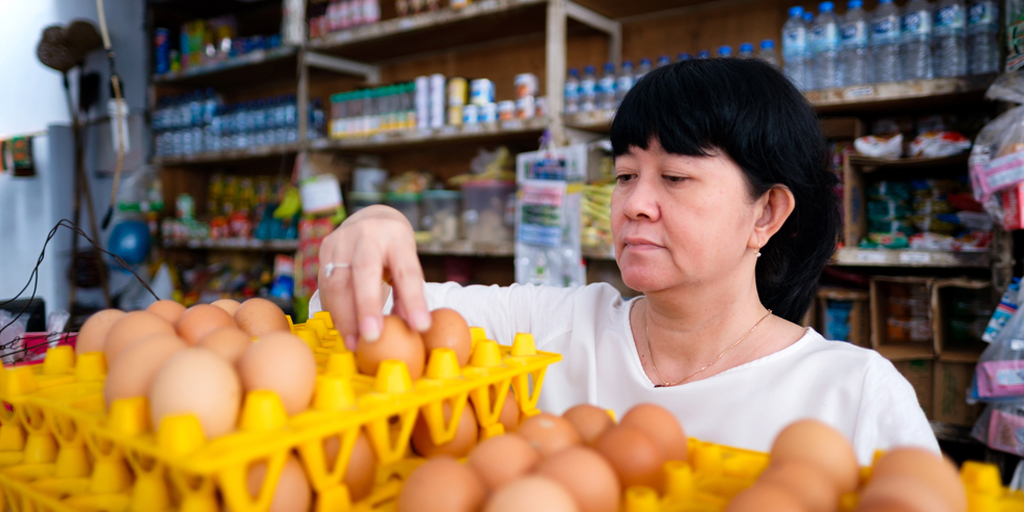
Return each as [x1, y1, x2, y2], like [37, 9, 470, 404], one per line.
[969, 72, 1024, 225]
[974, 297, 1024, 399]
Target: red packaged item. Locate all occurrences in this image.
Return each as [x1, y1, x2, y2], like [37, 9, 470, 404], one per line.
[1000, 182, 1024, 230]
[229, 211, 252, 238]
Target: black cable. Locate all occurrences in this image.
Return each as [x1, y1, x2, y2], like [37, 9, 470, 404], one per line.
[0, 219, 159, 338]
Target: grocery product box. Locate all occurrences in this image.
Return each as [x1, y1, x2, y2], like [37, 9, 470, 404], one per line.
[817, 287, 870, 348]
[892, 359, 935, 419]
[932, 278, 993, 362]
[933, 360, 983, 426]
[869, 276, 935, 360]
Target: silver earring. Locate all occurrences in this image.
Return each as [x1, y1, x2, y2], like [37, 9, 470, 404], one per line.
[756, 252, 762, 258]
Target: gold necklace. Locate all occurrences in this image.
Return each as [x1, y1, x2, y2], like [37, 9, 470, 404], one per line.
[642, 298, 773, 388]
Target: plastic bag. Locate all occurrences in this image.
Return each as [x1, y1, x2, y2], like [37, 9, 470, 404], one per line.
[970, 71, 1024, 204]
[974, 297, 1024, 399]
[910, 131, 972, 158]
[854, 133, 903, 158]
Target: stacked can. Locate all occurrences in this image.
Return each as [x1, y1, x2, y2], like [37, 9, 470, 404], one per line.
[448, 78, 468, 126]
[514, 73, 539, 119]
[414, 76, 430, 130]
[429, 74, 446, 129]
[463, 79, 495, 127]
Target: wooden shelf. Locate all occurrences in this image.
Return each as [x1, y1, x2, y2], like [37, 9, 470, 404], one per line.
[307, 0, 549, 61]
[151, 143, 301, 166]
[163, 239, 299, 252]
[832, 248, 991, 268]
[417, 240, 515, 257]
[311, 118, 547, 153]
[152, 46, 299, 89]
[847, 154, 970, 173]
[876, 345, 935, 361]
[582, 245, 615, 260]
[808, 75, 996, 114]
[564, 109, 615, 132]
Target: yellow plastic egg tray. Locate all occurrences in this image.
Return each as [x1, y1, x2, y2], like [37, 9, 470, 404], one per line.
[0, 312, 562, 512]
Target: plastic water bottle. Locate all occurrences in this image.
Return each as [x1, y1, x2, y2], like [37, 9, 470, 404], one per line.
[635, 58, 653, 81]
[718, 45, 733, 58]
[967, 0, 999, 74]
[811, 2, 841, 88]
[657, 55, 672, 67]
[758, 40, 782, 67]
[783, 6, 810, 90]
[840, 0, 871, 85]
[678, 52, 694, 61]
[934, 0, 967, 76]
[697, 50, 712, 59]
[564, 68, 580, 113]
[871, 0, 901, 82]
[901, 0, 934, 79]
[739, 43, 755, 58]
[580, 65, 597, 111]
[598, 62, 617, 110]
[616, 61, 634, 104]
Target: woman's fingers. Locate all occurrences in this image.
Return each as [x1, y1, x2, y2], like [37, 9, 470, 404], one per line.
[318, 238, 360, 349]
[351, 239, 385, 341]
[388, 244, 431, 332]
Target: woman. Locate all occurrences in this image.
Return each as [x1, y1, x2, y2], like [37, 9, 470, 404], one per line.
[311, 58, 938, 463]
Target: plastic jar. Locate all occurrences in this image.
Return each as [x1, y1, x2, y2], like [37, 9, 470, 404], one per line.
[352, 167, 388, 193]
[348, 191, 385, 213]
[422, 190, 461, 242]
[387, 192, 422, 231]
[461, 180, 515, 243]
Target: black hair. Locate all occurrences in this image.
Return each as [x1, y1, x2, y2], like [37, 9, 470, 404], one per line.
[610, 58, 840, 323]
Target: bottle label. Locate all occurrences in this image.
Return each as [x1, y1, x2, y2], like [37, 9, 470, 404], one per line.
[616, 76, 634, 93]
[968, 1, 996, 26]
[783, 28, 807, 53]
[811, 24, 840, 51]
[579, 80, 596, 96]
[598, 76, 616, 95]
[564, 83, 578, 99]
[871, 16, 898, 44]
[935, 5, 966, 30]
[841, 20, 869, 46]
[900, 10, 933, 37]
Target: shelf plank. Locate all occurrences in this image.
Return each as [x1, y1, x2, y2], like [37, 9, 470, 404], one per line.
[152, 46, 299, 89]
[847, 154, 970, 173]
[582, 246, 615, 260]
[831, 248, 991, 268]
[312, 118, 546, 152]
[307, 0, 548, 61]
[163, 239, 299, 252]
[417, 240, 515, 256]
[877, 345, 936, 361]
[151, 143, 301, 166]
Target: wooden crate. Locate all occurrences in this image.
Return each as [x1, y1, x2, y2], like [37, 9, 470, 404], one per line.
[933, 360, 984, 426]
[932, 279, 993, 363]
[817, 287, 870, 348]
[870, 276, 936, 360]
[892, 359, 935, 419]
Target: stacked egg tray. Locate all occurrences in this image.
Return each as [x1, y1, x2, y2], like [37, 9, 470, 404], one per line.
[0, 312, 562, 512]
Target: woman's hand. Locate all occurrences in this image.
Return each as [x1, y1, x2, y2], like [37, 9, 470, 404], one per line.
[317, 205, 431, 350]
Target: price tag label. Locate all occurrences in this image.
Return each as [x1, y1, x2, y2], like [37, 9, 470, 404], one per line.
[899, 252, 931, 264]
[844, 86, 875, 99]
[399, 18, 415, 30]
[854, 250, 887, 263]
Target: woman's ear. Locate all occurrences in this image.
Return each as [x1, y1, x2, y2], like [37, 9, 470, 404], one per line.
[750, 186, 795, 249]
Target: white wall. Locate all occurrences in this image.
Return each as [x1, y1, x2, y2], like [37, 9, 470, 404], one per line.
[0, 0, 148, 315]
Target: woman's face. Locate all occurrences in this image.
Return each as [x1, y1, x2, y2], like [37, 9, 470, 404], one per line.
[611, 139, 763, 293]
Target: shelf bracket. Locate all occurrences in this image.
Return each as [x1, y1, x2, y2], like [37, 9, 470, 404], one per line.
[303, 52, 382, 84]
[566, 1, 622, 65]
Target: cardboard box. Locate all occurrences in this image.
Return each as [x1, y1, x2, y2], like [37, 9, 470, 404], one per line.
[870, 276, 936, 360]
[893, 359, 935, 419]
[932, 279, 993, 362]
[933, 361, 984, 426]
[818, 287, 870, 348]
[821, 117, 866, 140]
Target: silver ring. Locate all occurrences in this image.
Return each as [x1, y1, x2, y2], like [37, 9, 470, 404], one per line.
[324, 262, 351, 278]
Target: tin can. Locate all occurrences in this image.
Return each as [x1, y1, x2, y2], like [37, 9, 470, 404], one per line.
[516, 95, 536, 119]
[535, 96, 548, 118]
[497, 100, 516, 121]
[470, 79, 495, 106]
[155, 28, 171, 74]
[448, 77, 468, 106]
[447, 105, 464, 126]
[462, 104, 479, 125]
[429, 73, 447, 100]
[480, 102, 498, 123]
[514, 73, 538, 99]
[176, 194, 195, 221]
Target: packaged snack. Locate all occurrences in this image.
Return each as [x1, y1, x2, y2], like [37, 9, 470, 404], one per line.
[910, 131, 972, 157]
[854, 133, 903, 158]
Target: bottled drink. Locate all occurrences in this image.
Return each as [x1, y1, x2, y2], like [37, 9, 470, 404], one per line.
[580, 65, 597, 111]
[678, 52, 694, 61]
[811, 2, 841, 88]
[202, 88, 218, 125]
[901, 0, 934, 80]
[598, 62, 617, 110]
[934, 0, 967, 76]
[967, 0, 999, 74]
[739, 43, 755, 58]
[718, 45, 733, 58]
[759, 39, 782, 67]
[564, 68, 580, 113]
[636, 58, 653, 81]
[840, 0, 871, 85]
[871, 0, 902, 82]
[783, 6, 811, 90]
[616, 61, 635, 104]
[697, 50, 712, 59]
[657, 55, 672, 67]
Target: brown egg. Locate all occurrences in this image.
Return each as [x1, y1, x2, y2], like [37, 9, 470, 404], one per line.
[422, 308, 472, 366]
[485, 476, 579, 512]
[146, 300, 186, 324]
[175, 304, 236, 346]
[467, 433, 540, 491]
[758, 460, 840, 512]
[855, 474, 952, 512]
[247, 456, 312, 512]
[324, 431, 377, 502]
[149, 348, 241, 438]
[620, 403, 687, 462]
[211, 298, 241, 315]
[593, 425, 665, 491]
[234, 298, 291, 338]
[397, 456, 486, 512]
[770, 419, 859, 494]
[356, 315, 426, 379]
[76, 309, 125, 354]
[412, 401, 479, 458]
[516, 413, 582, 458]
[196, 327, 252, 364]
[491, 386, 519, 432]
[563, 404, 615, 446]
[724, 482, 809, 512]
[238, 332, 317, 415]
[870, 448, 966, 512]
[536, 446, 620, 512]
[104, 333, 187, 408]
[105, 311, 177, 362]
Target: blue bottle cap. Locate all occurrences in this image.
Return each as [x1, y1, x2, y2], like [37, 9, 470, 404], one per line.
[761, 39, 775, 49]
[604, 62, 615, 72]
[658, 55, 671, 64]
[789, 6, 805, 17]
[803, 11, 814, 21]
[718, 45, 732, 57]
[622, 61, 634, 69]
[740, 43, 754, 53]
[640, 58, 652, 65]
[819, 1, 834, 12]
[678, 52, 693, 61]
[585, 65, 596, 74]
[848, 0, 862, 8]
[697, 50, 711, 59]
[569, 68, 580, 76]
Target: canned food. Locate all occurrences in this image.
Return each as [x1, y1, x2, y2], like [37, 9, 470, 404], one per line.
[447, 77, 468, 107]
[535, 96, 548, 118]
[429, 73, 447, 98]
[462, 104, 479, 125]
[480, 102, 498, 123]
[497, 100, 516, 121]
[470, 79, 495, 106]
[516, 96, 536, 119]
[514, 73, 538, 99]
[447, 105, 464, 126]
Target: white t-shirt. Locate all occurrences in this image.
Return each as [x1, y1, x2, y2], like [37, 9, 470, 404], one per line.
[310, 282, 939, 464]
